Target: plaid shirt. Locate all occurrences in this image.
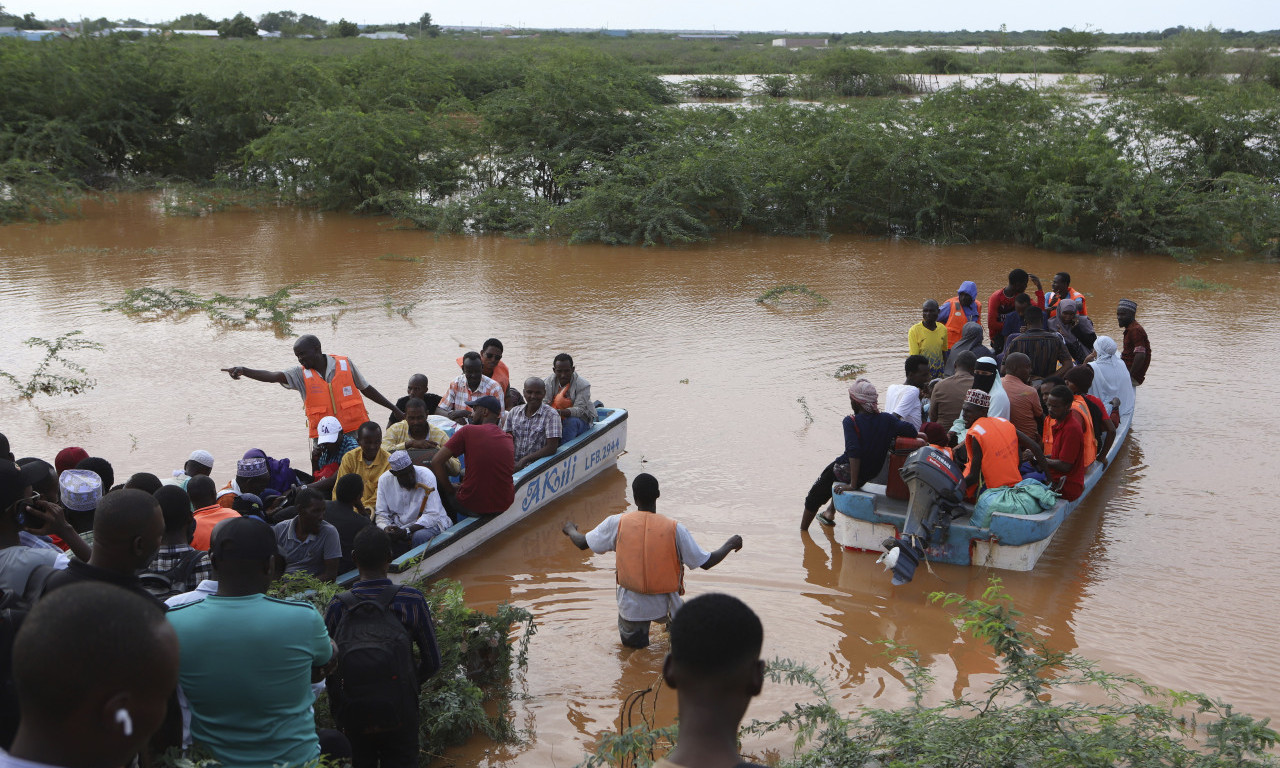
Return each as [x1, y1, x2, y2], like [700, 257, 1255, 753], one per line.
[441, 374, 505, 416]
[502, 403, 563, 462]
[143, 544, 212, 593]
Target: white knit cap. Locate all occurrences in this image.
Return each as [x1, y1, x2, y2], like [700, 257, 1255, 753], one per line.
[388, 450, 413, 472]
[59, 469, 103, 512]
[188, 450, 214, 469]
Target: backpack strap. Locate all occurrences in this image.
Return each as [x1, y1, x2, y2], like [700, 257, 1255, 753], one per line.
[168, 549, 205, 588]
[336, 590, 360, 611]
[375, 584, 401, 611]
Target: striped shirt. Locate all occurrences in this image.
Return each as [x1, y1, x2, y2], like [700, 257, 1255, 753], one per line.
[441, 374, 506, 417]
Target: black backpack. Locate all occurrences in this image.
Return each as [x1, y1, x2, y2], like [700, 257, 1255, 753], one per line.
[138, 550, 205, 600]
[0, 564, 56, 749]
[326, 585, 419, 734]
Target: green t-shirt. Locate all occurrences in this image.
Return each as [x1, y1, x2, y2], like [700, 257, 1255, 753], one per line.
[167, 593, 333, 768]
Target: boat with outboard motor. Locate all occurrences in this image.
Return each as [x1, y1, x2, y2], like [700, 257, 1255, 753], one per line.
[831, 403, 1133, 583]
[337, 407, 627, 586]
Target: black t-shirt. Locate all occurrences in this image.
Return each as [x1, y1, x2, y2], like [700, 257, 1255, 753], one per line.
[324, 500, 373, 572]
[43, 559, 167, 612]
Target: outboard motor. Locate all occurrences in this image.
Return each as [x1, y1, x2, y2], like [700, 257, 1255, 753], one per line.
[879, 446, 966, 585]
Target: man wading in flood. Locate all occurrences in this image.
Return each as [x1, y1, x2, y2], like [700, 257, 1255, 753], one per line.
[223, 335, 403, 448]
[562, 473, 743, 648]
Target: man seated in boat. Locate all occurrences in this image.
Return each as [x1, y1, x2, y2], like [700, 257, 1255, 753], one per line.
[1041, 385, 1092, 501]
[885, 355, 933, 431]
[502, 378, 562, 472]
[382, 398, 460, 475]
[430, 396, 515, 518]
[331, 422, 390, 515]
[1063, 366, 1115, 467]
[1003, 306, 1073, 380]
[929, 350, 976, 428]
[1000, 353, 1044, 441]
[561, 473, 744, 649]
[988, 269, 1043, 354]
[376, 450, 451, 555]
[442, 351, 506, 426]
[544, 353, 596, 442]
[936, 281, 982, 349]
[388, 373, 433, 425]
[800, 379, 918, 529]
[456, 338, 524, 410]
[953, 389, 1046, 502]
[1044, 271, 1088, 318]
[1049, 302, 1097, 364]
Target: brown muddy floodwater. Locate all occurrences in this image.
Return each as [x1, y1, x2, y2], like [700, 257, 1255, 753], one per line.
[2, 193, 1278, 765]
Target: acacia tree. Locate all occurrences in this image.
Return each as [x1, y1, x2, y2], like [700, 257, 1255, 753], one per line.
[417, 12, 439, 37]
[334, 18, 358, 37]
[218, 12, 258, 38]
[1047, 26, 1099, 72]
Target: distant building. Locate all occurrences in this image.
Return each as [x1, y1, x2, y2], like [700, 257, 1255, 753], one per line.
[601, 29, 628, 37]
[358, 31, 409, 40]
[772, 37, 827, 48]
[676, 33, 739, 41]
[0, 27, 65, 40]
[167, 28, 217, 36]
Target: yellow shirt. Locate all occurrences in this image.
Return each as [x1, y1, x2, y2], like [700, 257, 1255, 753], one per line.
[382, 421, 461, 476]
[334, 447, 390, 514]
[908, 320, 949, 379]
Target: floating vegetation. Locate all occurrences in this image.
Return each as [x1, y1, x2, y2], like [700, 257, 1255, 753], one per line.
[683, 76, 745, 100]
[377, 253, 423, 263]
[1174, 275, 1236, 292]
[103, 284, 346, 336]
[833, 363, 867, 380]
[0, 331, 104, 399]
[797, 396, 814, 425]
[383, 297, 418, 319]
[679, 378, 690, 384]
[756, 284, 830, 306]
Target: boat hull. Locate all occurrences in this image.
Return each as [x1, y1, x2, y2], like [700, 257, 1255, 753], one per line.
[833, 406, 1132, 572]
[338, 408, 627, 585]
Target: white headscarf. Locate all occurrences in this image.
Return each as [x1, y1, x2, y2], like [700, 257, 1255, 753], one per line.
[1088, 336, 1135, 419]
[976, 356, 1010, 420]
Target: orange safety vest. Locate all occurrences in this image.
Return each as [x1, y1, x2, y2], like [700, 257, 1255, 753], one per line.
[302, 355, 369, 439]
[964, 417, 1023, 491]
[551, 382, 573, 411]
[942, 296, 983, 348]
[615, 510, 683, 596]
[1042, 398, 1096, 467]
[1046, 287, 1088, 318]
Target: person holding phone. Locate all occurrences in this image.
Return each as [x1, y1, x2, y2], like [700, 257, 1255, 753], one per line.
[0, 460, 91, 599]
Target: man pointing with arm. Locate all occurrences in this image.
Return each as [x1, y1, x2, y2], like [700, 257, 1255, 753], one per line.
[223, 334, 404, 447]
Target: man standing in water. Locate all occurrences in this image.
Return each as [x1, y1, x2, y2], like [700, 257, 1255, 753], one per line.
[222, 335, 403, 446]
[562, 473, 744, 649]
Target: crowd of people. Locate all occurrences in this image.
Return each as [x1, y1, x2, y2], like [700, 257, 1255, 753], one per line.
[0, 335, 621, 767]
[805, 269, 1149, 528]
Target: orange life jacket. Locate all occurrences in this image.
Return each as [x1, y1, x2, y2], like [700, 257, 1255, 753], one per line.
[964, 416, 1023, 491]
[1042, 398, 1097, 467]
[551, 381, 573, 411]
[615, 510, 683, 595]
[943, 296, 983, 348]
[302, 355, 369, 439]
[1046, 287, 1088, 318]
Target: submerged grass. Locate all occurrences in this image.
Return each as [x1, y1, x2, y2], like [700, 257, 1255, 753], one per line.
[0, 331, 104, 399]
[757, 285, 830, 306]
[833, 363, 867, 380]
[102, 284, 346, 336]
[377, 253, 424, 262]
[1174, 275, 1236, 292]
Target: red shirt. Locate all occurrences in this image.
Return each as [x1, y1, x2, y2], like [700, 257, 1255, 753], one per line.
[988, 288, 1045, 339]
[1122, 322, 1150, 384]
[445, 424, 515, 515]
[1048, 411, 1087, 501]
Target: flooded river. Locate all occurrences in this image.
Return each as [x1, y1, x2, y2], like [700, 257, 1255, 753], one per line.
[2, 193, 1278, 765]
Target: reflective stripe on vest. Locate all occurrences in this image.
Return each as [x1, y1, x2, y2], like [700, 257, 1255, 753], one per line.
[615, 510, 683, 596]
[302, 355, 369, 438]
[965, 417, 1023, 490]
[1046, 287, 1087, 318]
[943, 296, 983, 348]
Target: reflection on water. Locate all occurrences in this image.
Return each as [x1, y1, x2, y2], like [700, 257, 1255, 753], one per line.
[2, 193, 1279, 765]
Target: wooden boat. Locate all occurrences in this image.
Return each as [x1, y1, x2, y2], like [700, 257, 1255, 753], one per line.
[339, 407, 627, 585]
[832, 405, 1133, 573]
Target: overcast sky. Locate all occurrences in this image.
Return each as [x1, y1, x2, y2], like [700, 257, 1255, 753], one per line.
[28, 0, 1280, 32]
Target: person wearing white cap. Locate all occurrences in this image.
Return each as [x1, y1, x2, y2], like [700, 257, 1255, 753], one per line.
[163, 450, 215, 490]
[375, 451, 449, 555]
[311, 416, 360, 486]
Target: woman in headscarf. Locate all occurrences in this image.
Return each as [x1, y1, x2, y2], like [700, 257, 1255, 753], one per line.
[944, 322, 993, 376]
[973, 357, 1010, 421]
[1087, 336, 1135, 422]
[801, 379, 918, 529]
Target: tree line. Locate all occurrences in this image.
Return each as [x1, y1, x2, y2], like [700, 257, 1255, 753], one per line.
[1, 34, 1278, 257]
